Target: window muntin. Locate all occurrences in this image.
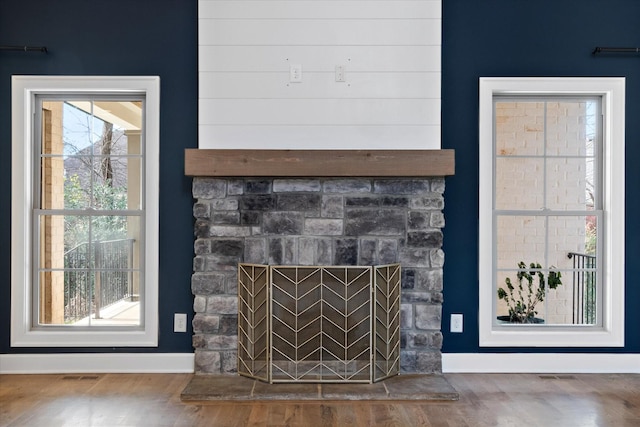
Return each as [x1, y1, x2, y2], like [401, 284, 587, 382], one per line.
[34, 97, 144, 328]
[493, 97, 601, 326]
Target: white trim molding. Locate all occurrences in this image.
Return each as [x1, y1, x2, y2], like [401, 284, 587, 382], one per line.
[478, 77, 626, 347]
[443, 353, 640, 374]
[11, 75, 160, 347]
[0, 353, 194, 374]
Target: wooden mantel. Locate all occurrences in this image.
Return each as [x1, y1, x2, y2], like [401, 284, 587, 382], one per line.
[185, 149, 455, 177]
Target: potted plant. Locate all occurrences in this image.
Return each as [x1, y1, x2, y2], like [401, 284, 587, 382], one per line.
[497, 261, 562, 323]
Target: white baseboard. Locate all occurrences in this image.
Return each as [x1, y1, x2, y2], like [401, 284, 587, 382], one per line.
[2, 352, 637, 374]
[0, 353, 194, 374]
[442, 353, 640, 373]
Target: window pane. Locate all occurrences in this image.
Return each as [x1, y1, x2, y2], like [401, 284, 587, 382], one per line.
[37, 214, 140, 326]
[496, 215, 546, 269]
[495, 157, 544, 210]
[546, 101, 593, 156]
[495, 101, 544, 156]
[548, 216, 597, 267]
[546, 158, 592, 211]
[40, 99, 143, 210]
[496, 268, 548, 323]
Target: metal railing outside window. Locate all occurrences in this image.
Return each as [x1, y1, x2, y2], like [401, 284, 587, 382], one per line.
[63, 238, 135, 323]
[568, 252, 597, 325]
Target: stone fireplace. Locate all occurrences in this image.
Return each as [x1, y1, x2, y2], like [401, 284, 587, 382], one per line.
[186, 149, 454, 376]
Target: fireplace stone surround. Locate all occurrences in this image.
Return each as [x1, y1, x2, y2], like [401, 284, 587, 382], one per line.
[187, 149, 454, 376]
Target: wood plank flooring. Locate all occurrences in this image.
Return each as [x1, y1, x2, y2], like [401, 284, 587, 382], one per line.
[1, 373, 638, 426]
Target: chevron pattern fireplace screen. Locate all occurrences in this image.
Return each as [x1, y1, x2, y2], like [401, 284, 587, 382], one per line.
[238, 263, 401, 383]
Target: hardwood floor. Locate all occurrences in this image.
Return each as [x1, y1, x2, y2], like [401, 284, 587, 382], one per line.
[1, 373, 638, 426]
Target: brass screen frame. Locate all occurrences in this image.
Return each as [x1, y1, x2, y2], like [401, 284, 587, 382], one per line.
[238, 264, 400, 384]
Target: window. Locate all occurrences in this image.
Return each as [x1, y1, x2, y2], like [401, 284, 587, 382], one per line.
[11, 76, 160, 347]
[478, 77, 625, 347]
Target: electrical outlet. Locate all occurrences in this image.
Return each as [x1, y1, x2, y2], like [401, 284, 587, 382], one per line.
[289, 64, 302, 83]
[174, 313, 187, 333]
[450, 313, 463, 333]
[335, 65, 345, 82]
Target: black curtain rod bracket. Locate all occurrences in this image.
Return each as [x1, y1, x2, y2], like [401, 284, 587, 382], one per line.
[592, 47, 640, 55]
[0, 45, 48, 53]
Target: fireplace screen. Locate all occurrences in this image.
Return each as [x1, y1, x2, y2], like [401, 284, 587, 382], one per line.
[238, 263, 400, 383]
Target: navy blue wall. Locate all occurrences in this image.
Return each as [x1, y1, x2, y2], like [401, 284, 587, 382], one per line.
[0, 0, 198, 354]
[1, 0, 638, 357]
[441, 0, 640, 353]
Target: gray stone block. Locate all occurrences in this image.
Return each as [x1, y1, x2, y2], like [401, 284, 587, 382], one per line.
[194, 239, 211, 255]
[399, 248, 431, 267]
[194, 219, 211, 238]
[321, 195, 344, 218]
[430, 249, 445, 268]
[415, 351, 442, 374]
[269, 238, 283, 264]
[245, 180, 272, 194]
[209, 225, 251, 238]
[239, 195, 276, 211]
[277, 194, 321, 212]
[430, 178, 446, 193]
[381, 196, 409, 207]
[194, 296, 207, 313]
[195, 350, 221, 374]
[221, 351, 238, 374]
[298, 238, 315, 265]
[373, 179, 431, 195]
[410, 194, 445, 210]
[240, 211, 261, 226]
[378, 239, 398, 264]
[193, 178, 226, 199]
[415, 304, 442, 330]
[346, 196, 379, 207]
[408, 211, 430, 230]
[263, 212, 304, 235]
[219, 315, 238, 335]
[414, 269, 443, 291]
[206, 296, 238, 315]
[192, 314, 220, 334]
[206, 335, 238, 350]
[323, 179, 371, 193]
[282, 237, 298, 264]
[316, 239, 333, 265]
[210, 239, 244, 258]
[402, 268, 415, 289]
[345, 209, 405, 236]
[358, 238, 377, 265]
[192, 272, 226, 295]
[430, 211, 445, 228]
[212, 211, 240, 225]
[273, 179, 321, 192]
[192, 334, 207, 349]
[244, 238, 266, 264]
[227, 180, 244, 195]
[212, 198, 239, 211]
[400, 304, 413, 329]
[407, 230, 443, 248]
[193, 202, 211, 219]
[304, 218, 343, 236]
[401, 292, 433, 303]
[334, 238, 358, 265]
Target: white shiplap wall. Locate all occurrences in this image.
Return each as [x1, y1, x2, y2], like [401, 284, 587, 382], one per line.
[198, 0, 441, 149]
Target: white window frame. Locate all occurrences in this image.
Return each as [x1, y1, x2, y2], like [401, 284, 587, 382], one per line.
[478, 77, 625, 347]
[11, 76, 160, 347]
